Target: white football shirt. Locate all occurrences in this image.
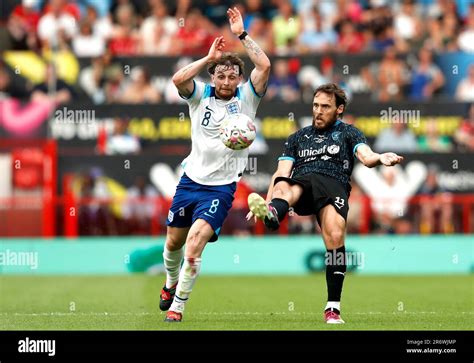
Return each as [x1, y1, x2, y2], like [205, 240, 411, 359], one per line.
[180, 80, 262, 185]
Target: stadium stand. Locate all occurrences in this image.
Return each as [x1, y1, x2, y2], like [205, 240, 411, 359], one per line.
[1, 0, 473, 237]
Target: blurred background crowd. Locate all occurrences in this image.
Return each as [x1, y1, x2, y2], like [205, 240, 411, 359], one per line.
[4, 0, 474, 56]
[1, 0, 473, 238]
[1, 0, 474, 104]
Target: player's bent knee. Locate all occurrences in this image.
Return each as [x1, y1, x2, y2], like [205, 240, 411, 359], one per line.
[273, 184, 291, 200]
[291, 184, 303, 197]
[166, 230, 187, 251]
[166, 239, 180, 251]
[272, 187, 284, 199]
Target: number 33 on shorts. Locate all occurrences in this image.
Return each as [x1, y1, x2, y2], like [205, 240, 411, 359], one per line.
[334, 197, 345, 210]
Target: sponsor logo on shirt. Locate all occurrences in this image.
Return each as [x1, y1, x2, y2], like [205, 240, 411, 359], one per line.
[314, 135, 327, 143]
[328, 145, 340, 154]
[332, 131, 341, 141]
[298, 145, 327, 157]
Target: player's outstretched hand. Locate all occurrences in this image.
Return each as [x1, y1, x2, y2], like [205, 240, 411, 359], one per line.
[246, 210, 257, 223]
[380, 152, 404, 166]
[227, 7, 244, 36]
[207, 36, 225, 62]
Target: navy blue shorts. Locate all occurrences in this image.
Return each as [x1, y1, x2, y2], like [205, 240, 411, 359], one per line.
[166, 173, 236, 242]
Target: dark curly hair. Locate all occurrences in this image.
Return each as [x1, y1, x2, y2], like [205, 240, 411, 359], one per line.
[207, 52, 245, 76]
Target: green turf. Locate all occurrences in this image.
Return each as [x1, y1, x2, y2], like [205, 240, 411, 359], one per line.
[0, 274, 472, 330]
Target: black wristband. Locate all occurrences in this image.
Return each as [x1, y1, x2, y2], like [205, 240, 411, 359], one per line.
[238, 31, 248, 40]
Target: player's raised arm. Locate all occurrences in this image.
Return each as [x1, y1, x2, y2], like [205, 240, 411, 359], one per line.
[227, 7, 271, 96]
[356, 144, 404, 168]
[171, 36, 226, 98]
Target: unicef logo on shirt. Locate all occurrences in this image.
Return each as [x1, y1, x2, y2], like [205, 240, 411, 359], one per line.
[328, 145, 340, 154]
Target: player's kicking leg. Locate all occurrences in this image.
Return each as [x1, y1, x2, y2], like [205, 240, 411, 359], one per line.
[247, 181, 302, 230]
[319, 204, 347, 324]
[164, 219, 214, 322]
[159, 226, 189, 311]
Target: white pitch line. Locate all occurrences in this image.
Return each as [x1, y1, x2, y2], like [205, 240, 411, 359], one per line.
[0, 311, 472, 317]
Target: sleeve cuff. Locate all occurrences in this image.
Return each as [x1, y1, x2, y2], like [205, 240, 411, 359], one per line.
[353, 143, 366, 158]
[278, 156, 295, 162]
[249, 78, 266, 98]
[178, 80, 196, 100]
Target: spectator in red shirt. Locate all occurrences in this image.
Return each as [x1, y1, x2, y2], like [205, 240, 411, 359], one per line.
[337, 20, 365, 53]
[169, 9, 215, 56]
[109, 3, 139, 55]
[37, 0, 78, 50]
[42, 0, 81, 20]
[7, 0, 41, 50]
[12, 0, 40, 31]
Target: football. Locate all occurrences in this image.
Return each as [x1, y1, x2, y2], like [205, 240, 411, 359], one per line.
[219, 113, 257, 150]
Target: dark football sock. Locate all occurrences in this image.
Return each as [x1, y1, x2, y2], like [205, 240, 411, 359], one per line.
[269, 198, 289, 222]
[325, 245, 347, 302]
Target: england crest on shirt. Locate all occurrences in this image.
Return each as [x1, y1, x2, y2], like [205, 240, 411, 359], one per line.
[226, 101, 240, 114]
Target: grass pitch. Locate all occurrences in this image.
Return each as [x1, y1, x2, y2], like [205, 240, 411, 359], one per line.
[0, 274, 472, 330]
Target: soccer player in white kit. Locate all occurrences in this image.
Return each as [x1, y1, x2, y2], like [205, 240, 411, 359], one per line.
[160, 7, 271, 322]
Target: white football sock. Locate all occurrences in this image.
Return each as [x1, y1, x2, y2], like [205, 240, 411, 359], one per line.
[169, 257, 202, 313]
[163, 246, 184, 289]
[325, 301, 341, 311]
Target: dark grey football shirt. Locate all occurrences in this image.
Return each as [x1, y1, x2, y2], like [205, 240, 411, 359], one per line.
[279, 119, 367, 186]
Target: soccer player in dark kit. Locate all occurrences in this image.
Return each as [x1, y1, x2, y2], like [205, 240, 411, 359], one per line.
[247, 83, 404, 324]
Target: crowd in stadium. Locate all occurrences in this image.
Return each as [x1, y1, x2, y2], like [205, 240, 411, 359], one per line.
[6, 0, 474, 55]
[2, 0, 474, 104]
[1, 0, 473, 237]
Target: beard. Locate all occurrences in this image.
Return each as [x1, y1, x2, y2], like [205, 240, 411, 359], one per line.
[312, 110, 339, 130]
[215, 86, 235, 100]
